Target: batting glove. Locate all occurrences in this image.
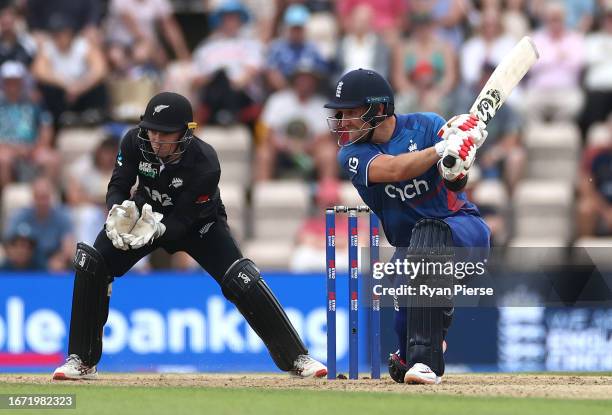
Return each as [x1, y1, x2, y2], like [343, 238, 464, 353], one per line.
[438, 132, 477, 181]
[125, 203, 166, 249]
[438, 113, 488, 148]
[105, 200, 139, 250]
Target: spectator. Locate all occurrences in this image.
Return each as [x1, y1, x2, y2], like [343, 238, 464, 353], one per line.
[410, 0, 469, 50]
[25, 0, 102, 43]
[254, 60, 336, 181]
[335, 4, 390, 78]
[502, 0, 531, 40]
[4, 176, 74, 271]
[393, 12, 457, 116]
[192, 0, 264, 126]
[336, 0, 408, 45]
[577, 143, 612, 237]
[32, 14, 108, 128]
[105, 0, 191, 66]
[210, 0, 277, 42]
[0, 222, 38, 270]
[524, 1, 584, 122]
[581, 1, 612, 133]
[530, 0, 596, 33]
[265, 4, 326, 92]
[453, 63, 526, 192]
[460, 8, 516, 88]
[0, 61, 58, 187]
[0, 3, 36, 67]
[65, 137, 118, 244]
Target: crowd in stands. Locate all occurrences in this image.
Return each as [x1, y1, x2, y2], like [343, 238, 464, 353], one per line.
[0, 0, 611, 272]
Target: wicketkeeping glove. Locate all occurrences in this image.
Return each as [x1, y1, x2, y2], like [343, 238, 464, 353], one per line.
[105, 200, 139, 250]
[125, 203, 166, 249]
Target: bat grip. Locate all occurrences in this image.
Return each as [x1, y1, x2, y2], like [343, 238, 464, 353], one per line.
[442, 155, 456, 168]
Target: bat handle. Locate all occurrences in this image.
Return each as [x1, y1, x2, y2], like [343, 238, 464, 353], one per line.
[442, 155, 456, 168]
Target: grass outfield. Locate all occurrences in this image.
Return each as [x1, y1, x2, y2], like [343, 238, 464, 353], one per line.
[0, 382, 611, 415]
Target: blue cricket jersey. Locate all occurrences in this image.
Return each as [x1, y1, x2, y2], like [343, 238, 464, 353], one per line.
[338, 112, 486, 247]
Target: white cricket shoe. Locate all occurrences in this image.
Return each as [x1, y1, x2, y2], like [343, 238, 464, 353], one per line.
[290, 355, 328, 378]
[52, 354, 98, 380]
[404, 363, 441, 385]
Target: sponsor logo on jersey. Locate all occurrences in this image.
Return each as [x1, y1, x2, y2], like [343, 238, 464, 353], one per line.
[139, 161, 157, 178]
[348, 157, 359, 174]
[385, 179, 430, 201]
[153, 105, 170, 115]
[196, 194, 210, 204]
[170, 177, 183, 188]
[408, 140, 418, 152]
[116, 152, 123, 166]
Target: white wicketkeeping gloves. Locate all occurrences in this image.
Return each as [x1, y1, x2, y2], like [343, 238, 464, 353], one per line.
[124, 203, 166, 249]
[105, 201, 166, 250]
[105, 200, 139, 250]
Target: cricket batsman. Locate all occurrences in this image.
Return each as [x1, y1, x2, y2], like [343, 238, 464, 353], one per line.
[53, 92, 327, 380]
[325, 69, 491, 384]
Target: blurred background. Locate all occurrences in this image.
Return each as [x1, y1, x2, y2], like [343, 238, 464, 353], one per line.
[0, 0, 610, 374]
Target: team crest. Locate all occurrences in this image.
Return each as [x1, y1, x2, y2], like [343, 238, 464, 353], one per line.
[170, 177, 183, 188]
[408, 140, 418, 152]
[153, 105, 170, 115]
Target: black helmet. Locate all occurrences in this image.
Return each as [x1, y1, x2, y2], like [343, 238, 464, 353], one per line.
[324, 69, 394, 146]
[138, 92, 198, 163]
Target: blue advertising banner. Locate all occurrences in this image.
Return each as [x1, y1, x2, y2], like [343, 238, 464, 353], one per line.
[1, 272, 610, 373]
[0, 272, 368, 374]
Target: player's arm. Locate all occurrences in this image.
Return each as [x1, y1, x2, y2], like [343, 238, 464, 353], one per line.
[368, 147, 441, 183]
[106, 132, 138, 209]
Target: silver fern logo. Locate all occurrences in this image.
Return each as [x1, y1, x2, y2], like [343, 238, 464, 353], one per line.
[170, 177, 183, 188]
[153, 105, 170, 115]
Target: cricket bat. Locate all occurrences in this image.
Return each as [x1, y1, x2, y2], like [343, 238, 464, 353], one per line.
[442, 36, 539, 168]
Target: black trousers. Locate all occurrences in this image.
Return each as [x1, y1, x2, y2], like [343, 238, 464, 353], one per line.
[95, 218, 241, 283]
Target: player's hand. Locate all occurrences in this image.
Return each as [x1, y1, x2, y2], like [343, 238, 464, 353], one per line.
[125, 203, 166, 249]
[438, 133, 477, 181]
[105, 200, 139, 250]
[438, 113, 488, 148]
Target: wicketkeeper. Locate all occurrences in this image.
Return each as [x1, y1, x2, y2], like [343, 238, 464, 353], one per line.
[53, 92, 327, 380]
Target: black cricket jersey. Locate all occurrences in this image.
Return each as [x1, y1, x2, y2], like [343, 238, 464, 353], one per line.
[107, 128, 225, 243]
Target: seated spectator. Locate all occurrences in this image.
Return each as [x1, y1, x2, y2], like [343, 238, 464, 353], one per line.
[335, 4, 390, 78]
[336, 0, 408, 45]
[410, 0, 468, 50]
[32, 14, 108, 128]
[0, 3, 36, 67]
[453, 63, 525, 192]
[25, 0, 102, 44]
[524, 1, 584, 123]
[1, 222, 38, 270]
[393, 12, 456, 115]
[254, 60, 336, 181]
[577, 118, 612, 237]
[265, 4, 326, 92]
[4, 176, 74, 271]
[581, 2, 612, 134]
[290, 178, 369, 272]
[502, 0, 531, 40]
[192, 0, 264, 126]
[105, 0, 190, 68]
[460, 8, 516, 89]
[65, 137, 118, 244]
[0, 61, 58, 187]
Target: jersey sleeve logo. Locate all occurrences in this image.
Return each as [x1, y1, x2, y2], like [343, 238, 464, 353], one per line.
[348, 157, 359, 174]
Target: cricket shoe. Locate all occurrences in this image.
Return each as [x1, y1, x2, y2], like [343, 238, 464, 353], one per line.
[52, 354, 98, 380]
[404, 363, 441, 385]
[290, 355, 328, 378]
[388, 341, 447, 384]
